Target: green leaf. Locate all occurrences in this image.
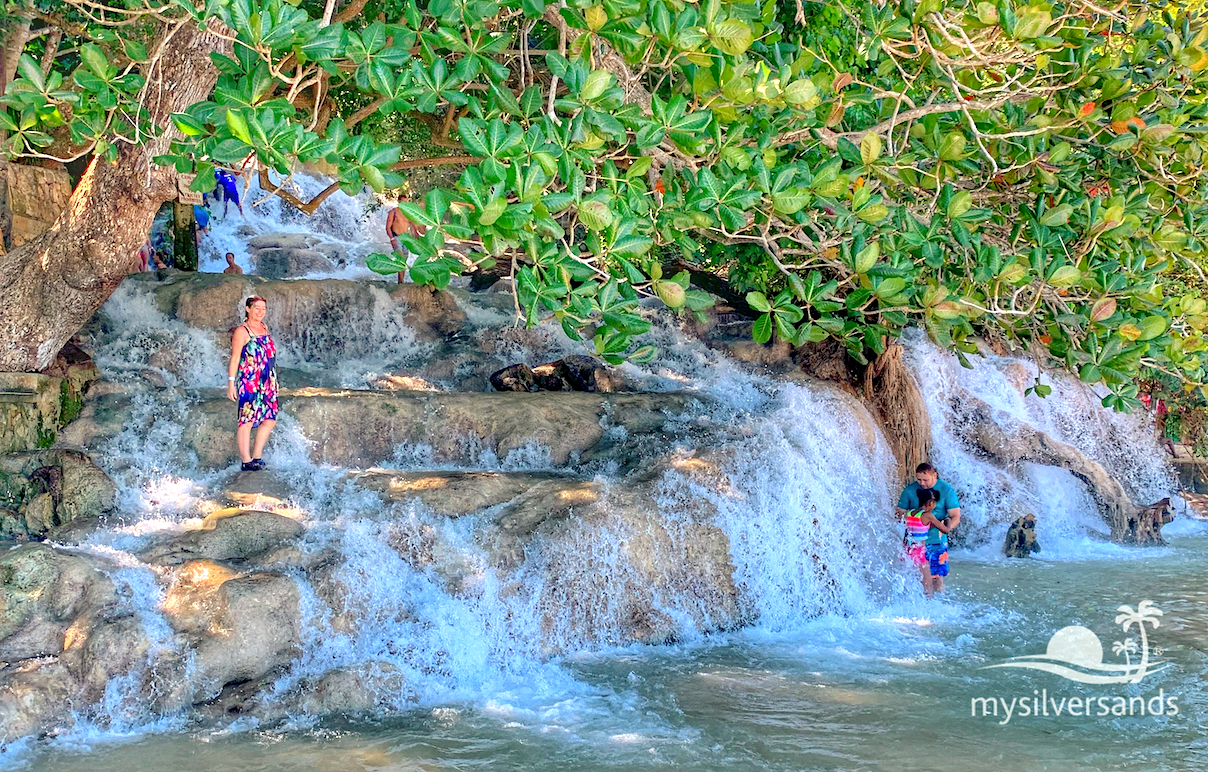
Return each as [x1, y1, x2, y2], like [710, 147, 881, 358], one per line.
[1048, 266, 1081, 287]
[225, 109, 253, 144]
[752, 312, 773, 344]
[875, 277, 908, 299]
[479, 197, 507, 226]
[746, 291, 772, 313]
[1136, 315, 1167, 341]
[1039, 204, 1073, 227]
[938, 133, 966, 161]
[860, 133, 883, 165]
[711, 19, 754, 56]
[948, 191, 973, 220]
[854, 242, 880, 274]
[580, 70, 611, 102]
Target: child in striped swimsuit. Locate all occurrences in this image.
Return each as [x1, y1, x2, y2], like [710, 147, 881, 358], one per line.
[903, 488, 952, 598]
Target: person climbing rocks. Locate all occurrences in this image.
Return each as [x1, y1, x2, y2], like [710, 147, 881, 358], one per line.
[215, 168, 245, 218]
[227, 295, 278, 472]
[896, 462, 961, 593]
[902, 487, 952, 598]
[223, 252, 243, 275]
[386, 193, 426, 283]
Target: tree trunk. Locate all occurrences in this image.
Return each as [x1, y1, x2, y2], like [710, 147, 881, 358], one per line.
[172, 201, 198, 271]
[861, 343, 932, 481]
[0, 20, 231, 372]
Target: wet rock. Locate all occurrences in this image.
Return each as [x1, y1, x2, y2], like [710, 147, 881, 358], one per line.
[253, 247, 337, 279]
[356, 469, 593, 518]
[247, 233, 318, 251]
[1003, 513, 1040, 558]
[0, 450, 116, 540]
[300, 663, 409, 715]
[161, 564, 301, 703]
[390, 283, 467, 340]
[0, 543, 116, 662]
[370, 374, 441, 391]
[69, 385, 702, 476]
[1124, 498, 1174, 547]
[495, 355, 624, 393]
[219, 471, 297, 509]
[141, 509, 304, 565]
[489, 363, 536, 392]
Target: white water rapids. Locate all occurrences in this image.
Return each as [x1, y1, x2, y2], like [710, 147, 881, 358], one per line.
[7, 173, 1203, 771]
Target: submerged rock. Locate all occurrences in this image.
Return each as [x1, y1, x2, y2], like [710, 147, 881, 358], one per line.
[1003, 514, 1040, 558]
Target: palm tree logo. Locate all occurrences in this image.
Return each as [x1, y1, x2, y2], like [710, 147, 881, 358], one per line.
[984, 600, 1170, 684]
[1115, 600, 1163, 683]
[1111, 637, 1137, 667]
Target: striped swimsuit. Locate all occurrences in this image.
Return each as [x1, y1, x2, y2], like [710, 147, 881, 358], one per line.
[903, 510, 931, 567]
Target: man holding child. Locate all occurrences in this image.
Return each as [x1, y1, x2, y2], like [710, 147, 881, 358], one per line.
[897, 462, 961, 597]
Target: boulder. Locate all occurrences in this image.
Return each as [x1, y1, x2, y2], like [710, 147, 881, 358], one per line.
[494, 355, 625, 393]
[246, 233, 318, 250]
[219, 471, 298, 508]
[141, 509, 305, 565]
[1003, 514, 1040, 558]
[253, 247, 337, 279]
[160, 564, 301, 703]
[0, 544, 116, 662]
[489, 363, 536, 392]
[0, 450, 117, 540]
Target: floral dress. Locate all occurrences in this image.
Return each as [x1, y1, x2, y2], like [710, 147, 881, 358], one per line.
[237, 325, 278, 427]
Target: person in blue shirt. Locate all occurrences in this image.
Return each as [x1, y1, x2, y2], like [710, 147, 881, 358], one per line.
[214, 169, 244, 217]
[896, 462, 961, 593]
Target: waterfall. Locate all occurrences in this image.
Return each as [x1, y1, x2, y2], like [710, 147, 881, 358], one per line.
[7, 182, 1186, 758]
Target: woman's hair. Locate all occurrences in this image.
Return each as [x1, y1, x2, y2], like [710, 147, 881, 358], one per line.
[917, 488, 939, 506]
[244, 295, 267, 319]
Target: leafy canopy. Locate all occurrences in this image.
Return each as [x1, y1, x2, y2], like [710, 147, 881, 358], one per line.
[6, 0, 1208, 406]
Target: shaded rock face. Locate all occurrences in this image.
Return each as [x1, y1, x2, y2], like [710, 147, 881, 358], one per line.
[0, 450, 116, 540]
[1003, 514, 1040, 558]
[141, 509, 304, 565]
[0, 342, 99, 454]
[490, 355, 625, 394]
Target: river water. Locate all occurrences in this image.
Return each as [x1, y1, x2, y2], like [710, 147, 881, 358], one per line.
[14, 531, 1208, 772]
[6, 176, 1205, 771]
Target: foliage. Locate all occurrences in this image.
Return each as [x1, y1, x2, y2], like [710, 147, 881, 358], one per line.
[5, 0, 1208, 405]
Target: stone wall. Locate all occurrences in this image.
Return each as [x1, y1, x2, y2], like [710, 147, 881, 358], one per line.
[4, 162, 73, 248]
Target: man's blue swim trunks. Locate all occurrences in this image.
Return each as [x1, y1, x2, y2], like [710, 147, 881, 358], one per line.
[926, 544, 949, 577]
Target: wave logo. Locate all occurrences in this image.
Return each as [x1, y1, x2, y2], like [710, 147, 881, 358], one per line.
[984, 601, 1170, 684]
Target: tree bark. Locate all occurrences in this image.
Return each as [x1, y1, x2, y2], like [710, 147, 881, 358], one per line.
[0, 20, 231, 371]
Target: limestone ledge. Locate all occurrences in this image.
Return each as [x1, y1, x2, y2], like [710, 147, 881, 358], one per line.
[65, 387, 705, 471]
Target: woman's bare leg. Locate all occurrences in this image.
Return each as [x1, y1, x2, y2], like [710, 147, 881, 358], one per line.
[237, 423, 253, 463]
[252, 419, 276, 459]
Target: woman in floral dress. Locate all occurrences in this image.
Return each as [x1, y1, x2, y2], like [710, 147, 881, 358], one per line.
[226, 296, 278, 471]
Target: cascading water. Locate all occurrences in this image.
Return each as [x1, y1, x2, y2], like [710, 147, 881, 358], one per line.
[7, 182, 1206, 772]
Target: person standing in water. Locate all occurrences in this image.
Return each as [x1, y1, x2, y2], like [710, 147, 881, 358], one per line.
[223, 252, 243, 274]
[896, 462, 960, 593]
[385, 195, 426, 283]
[227, 296, 278, 471]
[902, 488, 952, 597]
[215, 168, 244, 217]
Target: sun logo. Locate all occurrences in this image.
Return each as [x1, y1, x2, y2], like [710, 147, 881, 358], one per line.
[983, 601, 1169, 684]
